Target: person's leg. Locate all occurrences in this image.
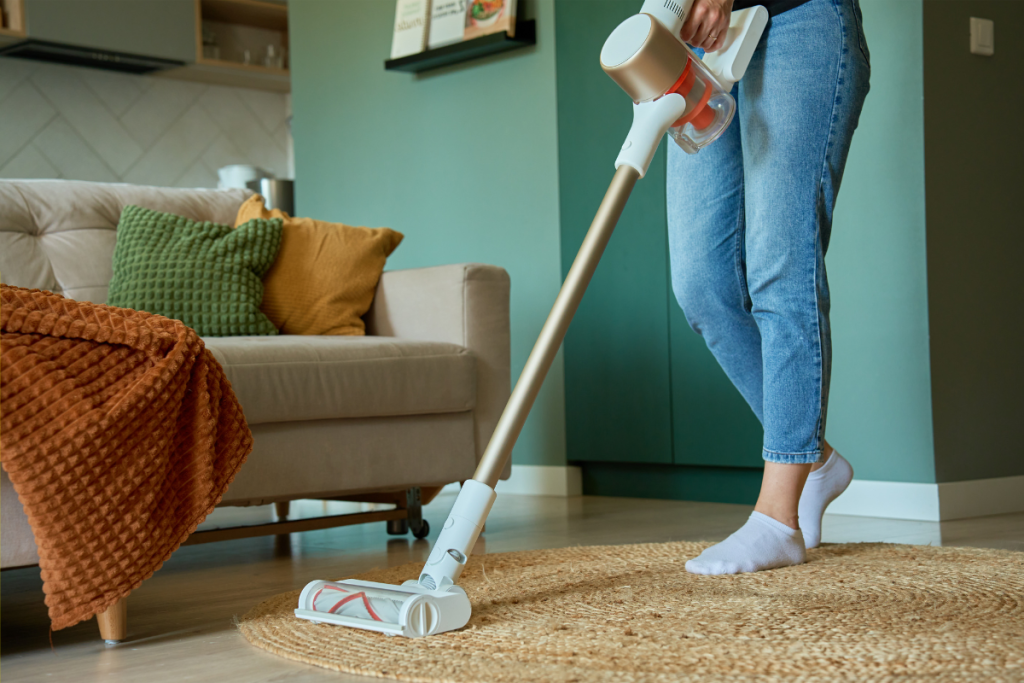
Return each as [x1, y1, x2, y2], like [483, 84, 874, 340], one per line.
[742, 0, 870, 513]
[687, 0, 870, 574]
[669, 84, 811, 577]
[667, 92, 765, 422]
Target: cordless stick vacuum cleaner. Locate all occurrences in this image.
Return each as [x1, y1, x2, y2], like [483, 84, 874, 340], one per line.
[295, 0, 769, 638]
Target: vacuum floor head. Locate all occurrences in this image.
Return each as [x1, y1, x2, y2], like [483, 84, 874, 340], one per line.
[295, 579, 471, 638]
[294, 480, 494, 638]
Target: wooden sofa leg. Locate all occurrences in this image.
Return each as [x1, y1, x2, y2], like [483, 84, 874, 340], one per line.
[275, 501, 290, 521]
[97, 596, 127, 644]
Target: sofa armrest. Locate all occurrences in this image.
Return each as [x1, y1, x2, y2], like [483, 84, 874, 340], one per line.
[365, 264, 511, 474]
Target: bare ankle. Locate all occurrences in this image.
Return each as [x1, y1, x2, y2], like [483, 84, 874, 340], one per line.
[756, 461, 813, 531]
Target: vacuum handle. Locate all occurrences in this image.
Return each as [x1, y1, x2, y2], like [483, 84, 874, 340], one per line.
[472, 164, 640, 488]
[418, 166, 641, 591]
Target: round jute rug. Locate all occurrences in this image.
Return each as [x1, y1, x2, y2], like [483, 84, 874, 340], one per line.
[239, 541, 1024, 682]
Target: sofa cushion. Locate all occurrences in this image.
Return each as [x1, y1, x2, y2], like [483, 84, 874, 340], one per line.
[0, 180, 250, 303]
[203, 335, 476, 425]
[235, 195, 405, 336]
[107, 205, 282, 336]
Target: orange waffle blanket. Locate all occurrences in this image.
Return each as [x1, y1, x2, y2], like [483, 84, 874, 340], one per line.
[1, 285, 253, 631]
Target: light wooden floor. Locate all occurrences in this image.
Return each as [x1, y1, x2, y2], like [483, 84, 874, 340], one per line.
[3, 493, 1022, 683]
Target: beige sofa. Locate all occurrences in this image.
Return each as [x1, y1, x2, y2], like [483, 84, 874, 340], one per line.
[0, 179, 511, 573]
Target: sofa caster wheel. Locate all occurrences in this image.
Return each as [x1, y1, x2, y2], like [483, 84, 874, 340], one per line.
[412, 519, 430, 539]
[387, 519, 409, 535]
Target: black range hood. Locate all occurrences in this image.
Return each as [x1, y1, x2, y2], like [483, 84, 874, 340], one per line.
[0, 39, 184, 74]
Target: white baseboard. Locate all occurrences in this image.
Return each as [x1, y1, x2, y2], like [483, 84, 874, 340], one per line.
[442, 470, 1024, 517]
[828, 480, 940, 521]
[828, 475, 1024, 521]
[496, 465, 583, 496]
[938, 475, 1024, 520]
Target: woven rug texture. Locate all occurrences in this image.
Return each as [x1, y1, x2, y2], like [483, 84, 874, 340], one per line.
[1, 285, 253, 630]
[240, 540, 1024, 683]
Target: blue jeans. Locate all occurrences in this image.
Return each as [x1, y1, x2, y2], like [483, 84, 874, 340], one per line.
[666, 0, 870, 464]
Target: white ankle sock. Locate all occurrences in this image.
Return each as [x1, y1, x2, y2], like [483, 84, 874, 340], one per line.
[685, 512, 806, 575]
[798, 449, 854, 549]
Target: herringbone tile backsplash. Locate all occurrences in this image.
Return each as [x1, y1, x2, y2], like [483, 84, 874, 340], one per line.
[0, 56, 292, 188]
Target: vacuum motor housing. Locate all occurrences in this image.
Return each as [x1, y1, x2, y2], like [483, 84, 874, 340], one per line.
[600, 11, 738, 153]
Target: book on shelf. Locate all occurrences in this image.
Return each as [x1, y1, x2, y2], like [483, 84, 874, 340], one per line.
[426, 0, 517, 50]
[427, 0, 465, 49]
[391, 0, 430, 59]
[463, 0, 517, 41]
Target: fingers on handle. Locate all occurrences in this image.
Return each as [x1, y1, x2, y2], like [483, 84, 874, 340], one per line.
[708, 27, 727, 52]
[681, 2, 729, 50]
[679, 1, 705, 42]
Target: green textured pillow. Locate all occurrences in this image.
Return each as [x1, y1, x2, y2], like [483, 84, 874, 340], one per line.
[107, 205, 283, 336]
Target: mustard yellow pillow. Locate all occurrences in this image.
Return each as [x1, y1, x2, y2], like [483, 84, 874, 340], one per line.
[235, 195, 403, 335]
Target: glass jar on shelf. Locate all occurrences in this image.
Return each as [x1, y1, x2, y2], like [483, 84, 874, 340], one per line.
[201, 27, 220, 60]
[264, 45, 286, 69]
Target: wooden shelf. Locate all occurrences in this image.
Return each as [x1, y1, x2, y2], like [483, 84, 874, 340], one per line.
[184, 0, 289, 92]
[160, 57, 289, 92]
[201, 0, 287, 32]
[195, 56, 288, 76]
[385, 19, 536, 74]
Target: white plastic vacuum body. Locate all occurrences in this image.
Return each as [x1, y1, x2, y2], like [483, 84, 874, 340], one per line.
[295, 580, 472, 638]
[293, 480, 495, 637]
[700, 5, 769, 91]
[295, 1, 766, 639]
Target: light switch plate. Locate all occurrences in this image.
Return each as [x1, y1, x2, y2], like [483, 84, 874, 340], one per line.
[970, 17, 994, 56]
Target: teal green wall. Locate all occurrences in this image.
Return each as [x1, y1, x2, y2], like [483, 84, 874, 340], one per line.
[922, 0, 1024, 482]
[825, 0, 936, 483]
[288, 0, 567, 466]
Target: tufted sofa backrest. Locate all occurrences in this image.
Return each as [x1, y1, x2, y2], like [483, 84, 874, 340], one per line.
[0, 180, 253, 304]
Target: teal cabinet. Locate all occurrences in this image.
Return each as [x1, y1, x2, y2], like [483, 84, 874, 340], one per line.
[556, 0, 763, 495]
[669, 304, 764, 467]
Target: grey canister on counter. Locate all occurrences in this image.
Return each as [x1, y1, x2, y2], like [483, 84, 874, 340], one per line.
[247, 178, 295, 215]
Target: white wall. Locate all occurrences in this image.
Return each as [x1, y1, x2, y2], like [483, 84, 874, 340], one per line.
[0, 56, 292, 188]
